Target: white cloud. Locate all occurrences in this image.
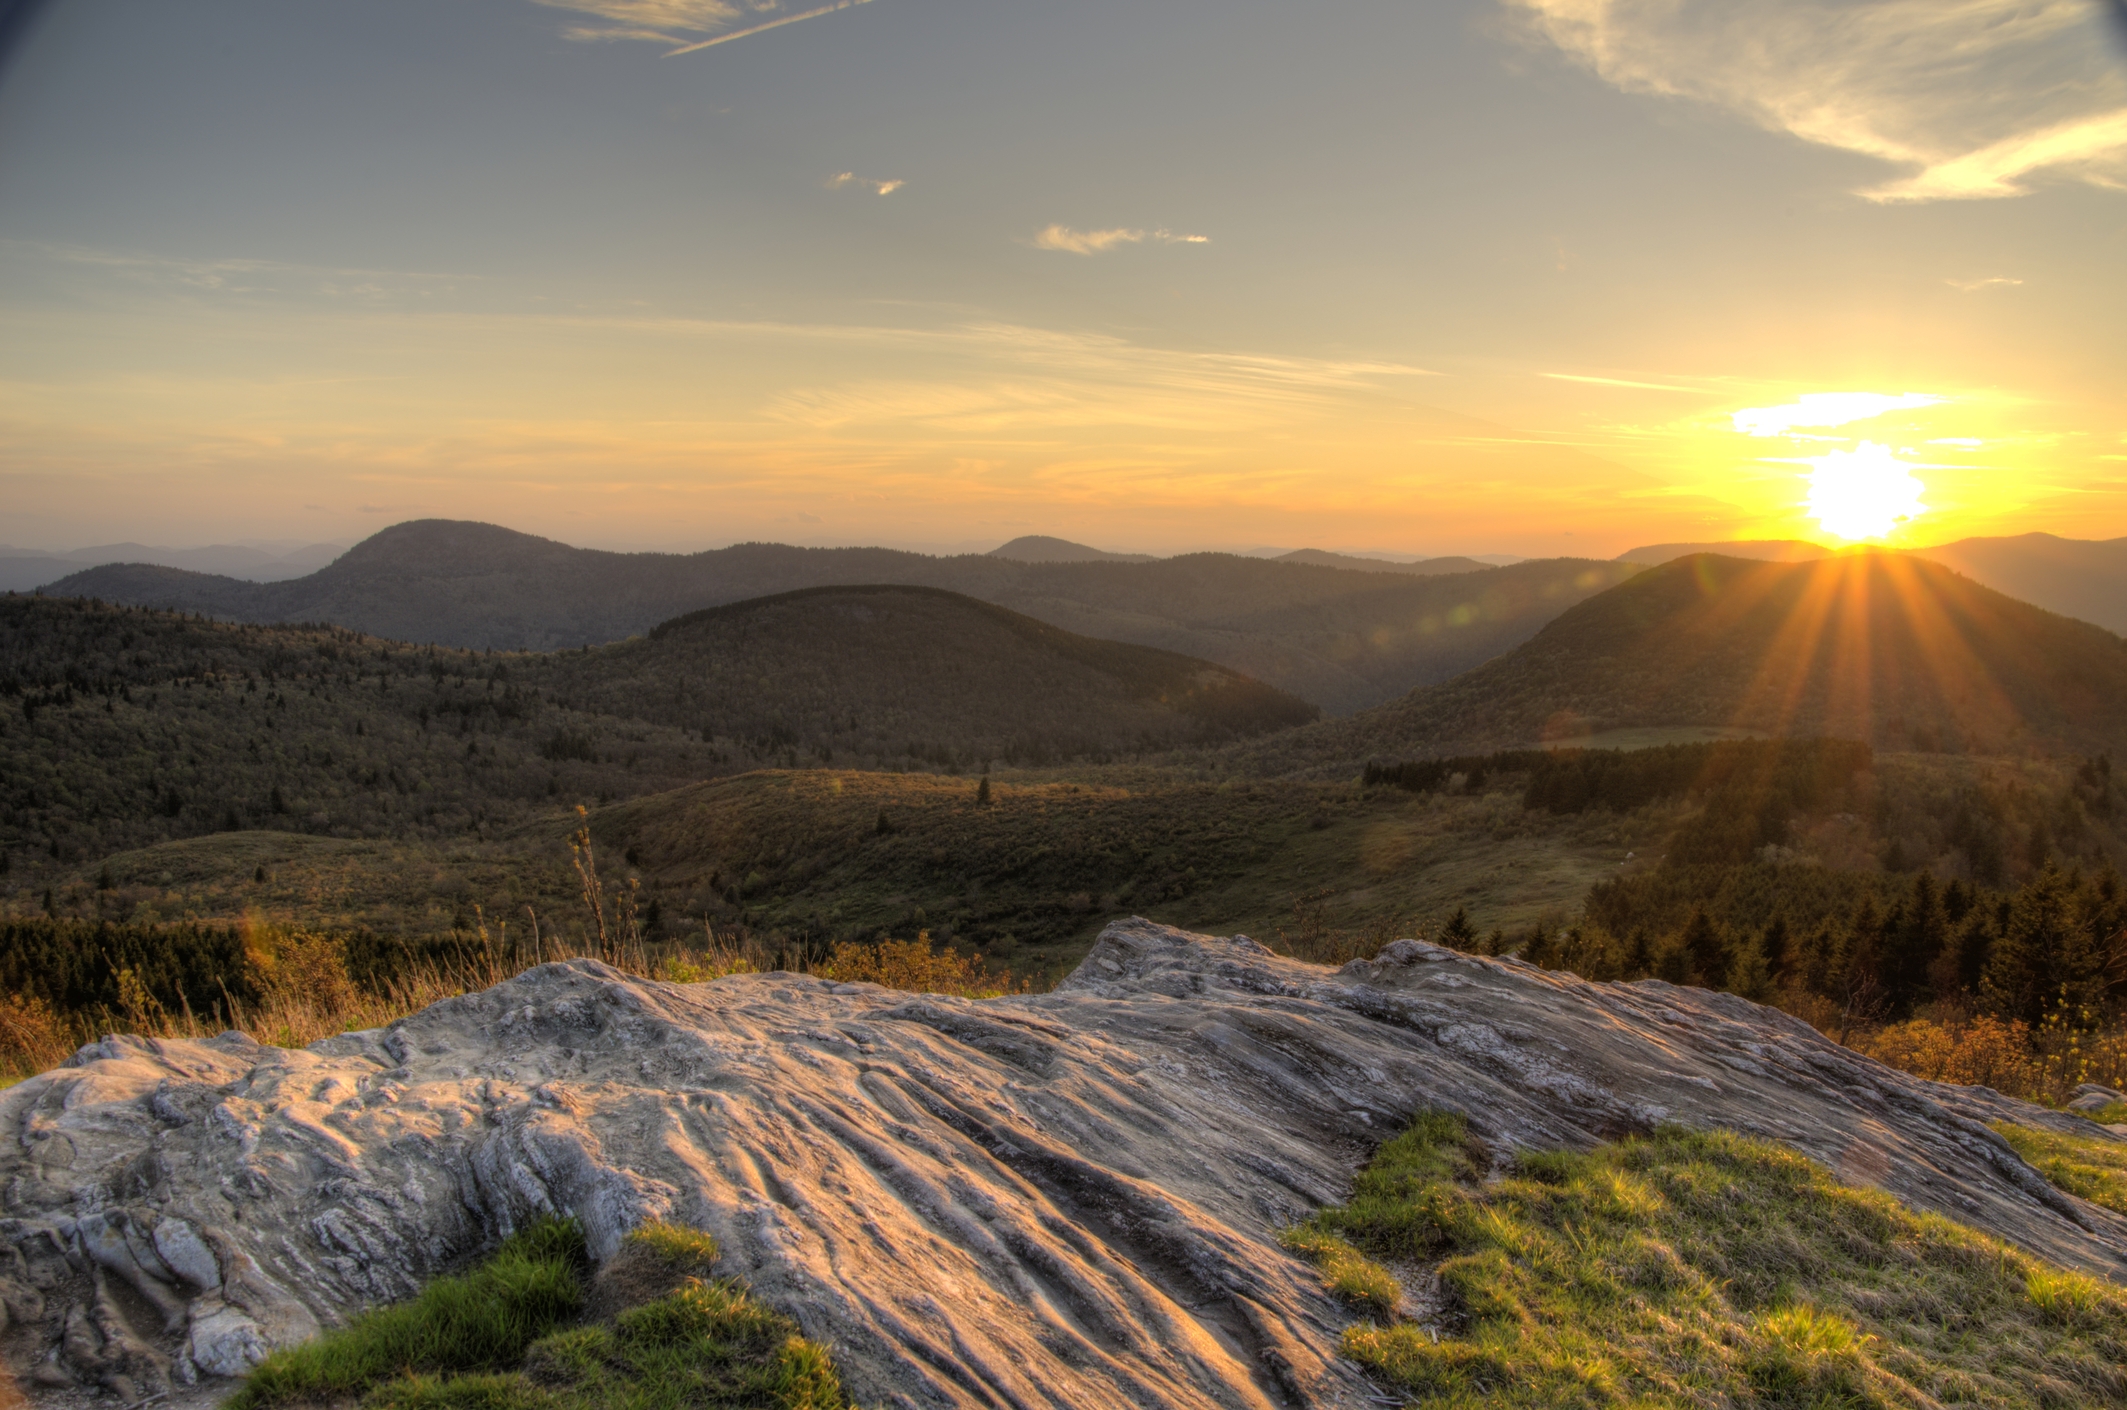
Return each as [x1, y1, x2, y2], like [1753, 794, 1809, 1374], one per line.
[532, 0, 873, 53]
[1031, 225, 1210, 255]
[827, 173, 905, 195]
[1504, 0, 2127, 202]
[1731, 391, 1946, 436]
[1946, 276, 2024, 292]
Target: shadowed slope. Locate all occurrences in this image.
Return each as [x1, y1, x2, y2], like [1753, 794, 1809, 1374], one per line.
[1918, 532, 2127, 635]
[1257, 552, 2127, 769]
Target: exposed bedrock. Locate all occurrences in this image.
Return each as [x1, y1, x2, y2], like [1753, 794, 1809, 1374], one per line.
[4, 918, 2124, 1408]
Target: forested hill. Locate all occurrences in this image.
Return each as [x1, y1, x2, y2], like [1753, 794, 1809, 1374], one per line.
[0, 589, 1306, 880]
[44, 519, 1641, 714]
[1247, 551, 2127, 770]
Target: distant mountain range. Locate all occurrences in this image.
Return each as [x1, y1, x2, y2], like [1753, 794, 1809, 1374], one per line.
[988, 535, 1158, 564]
[990, 537, 1494, 575]
[1615, 540, 1831, 567]
[0, 540, 345, 591]
[1266, 551, 2127, 769]
[31, 522, 2127, 718]
[1270, 548, 1493, 575]
[39, 520, 1640, 715]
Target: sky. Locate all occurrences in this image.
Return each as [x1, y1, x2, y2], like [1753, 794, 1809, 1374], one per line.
[0, 0, 2123, 559]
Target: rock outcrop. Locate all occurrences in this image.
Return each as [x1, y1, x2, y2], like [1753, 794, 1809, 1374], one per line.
[5, 919, 2124, 1408]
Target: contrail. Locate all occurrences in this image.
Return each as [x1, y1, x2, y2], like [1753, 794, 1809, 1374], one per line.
[664, 0, 874, 56]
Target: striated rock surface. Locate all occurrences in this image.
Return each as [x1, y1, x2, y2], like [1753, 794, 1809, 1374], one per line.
[5, 918, 2125, 1408]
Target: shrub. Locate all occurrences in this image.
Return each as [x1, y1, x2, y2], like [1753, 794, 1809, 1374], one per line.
[817, 931, 1026, 997]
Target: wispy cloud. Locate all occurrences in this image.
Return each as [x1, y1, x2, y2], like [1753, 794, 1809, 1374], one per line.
[1946, 275, 2024, 292]
[1504, 0, 2127, 201]
[4, 240, 466, 303]
[1031, 225, 1211, 255]
[1541, 372, 1701, 392]
[531, 0, 873, 54]
[827, 172, 905, 195]
[1731, 391, 1946, 437]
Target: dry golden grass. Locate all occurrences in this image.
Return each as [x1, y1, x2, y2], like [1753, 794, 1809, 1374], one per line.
[2, 916, 1035, 1086]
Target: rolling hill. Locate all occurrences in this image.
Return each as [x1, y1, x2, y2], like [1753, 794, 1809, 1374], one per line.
[986, 535, 1156, 563]
[0, 588, 1307, 884]
[45, 519, 1643, 714]
[1272, 548, 1492, 574]
[1616, 540, 1831, 566]
[532, 585, 1317, 759]
[1262, 551, 2127, 770]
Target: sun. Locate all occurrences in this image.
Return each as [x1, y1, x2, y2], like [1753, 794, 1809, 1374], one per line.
[1803, 441, 1927, 541]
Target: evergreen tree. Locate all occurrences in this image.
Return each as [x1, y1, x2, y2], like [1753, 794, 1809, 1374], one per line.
[1929, 906, 1992, 1003]
[1979, 867, 2070, 1026]
[1724, 931, 1774, 1003]
[1882, 871, 1948, 1013]
[976, 776, 991, 806]
[1679, 906, 1728, 988]
[1653, 933, 1690, 986]
[1439, 906, 1477, 951]
[1759, 915, 1791, 977]
[1624, 928, 1652, 980]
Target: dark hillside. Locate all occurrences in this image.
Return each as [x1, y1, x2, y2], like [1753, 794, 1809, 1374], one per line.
[46, 520, 1640, 713]
[0, 590, 1305, 886]
[0, 597, 706, 877]
[1253, 552, 2127, 770]
[534, 585, 1317, 762]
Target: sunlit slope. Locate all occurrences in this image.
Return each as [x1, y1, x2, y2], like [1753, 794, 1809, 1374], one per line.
[46, 518, 1640, 714]
[535, 585, 1318, 757]
[1261, 552, 2127, 768]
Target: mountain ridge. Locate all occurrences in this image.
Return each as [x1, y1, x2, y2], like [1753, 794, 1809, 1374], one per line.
[41, 520, 1642, 715]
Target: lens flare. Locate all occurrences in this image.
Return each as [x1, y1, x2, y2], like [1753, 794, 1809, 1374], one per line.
[1803, 441, 1927, 541]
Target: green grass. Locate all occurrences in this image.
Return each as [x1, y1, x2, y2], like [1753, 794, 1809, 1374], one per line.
[225, 1220, 846, 1410]
[1285, 1113, 2127, 1408]
[1993, 1121, 2127, 1217]
[229, 1220, 591, 1409]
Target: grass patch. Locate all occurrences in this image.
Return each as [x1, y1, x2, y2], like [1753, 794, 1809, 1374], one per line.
[229, 1220, 590, 1409]
[1993, 1121, 2127, 1217]
[1286, 1112, 2127, 1408]
[227, 1220, 846, 1410]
